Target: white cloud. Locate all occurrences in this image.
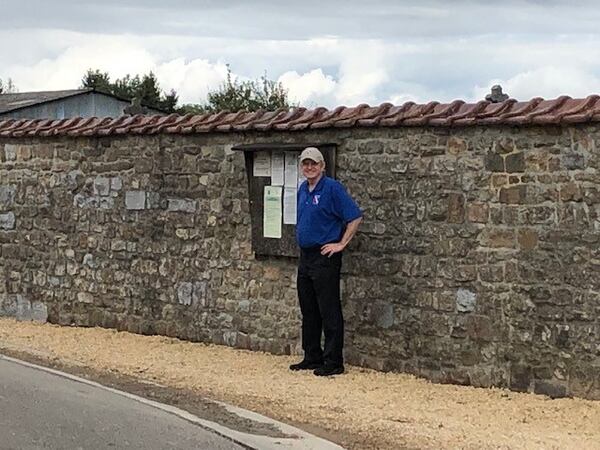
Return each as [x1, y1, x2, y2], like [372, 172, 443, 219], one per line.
[8, 37, 155, 92]
[153, 58, 229, 104]
[334, 41, 390, 106]
[4, 34, 232, 105]
[278, 69, 337, 107]
[472, 66, 600, 102]
[7, 20, 600, 111]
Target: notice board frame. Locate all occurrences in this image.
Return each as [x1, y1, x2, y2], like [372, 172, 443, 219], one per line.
[232, 143, 337, 258]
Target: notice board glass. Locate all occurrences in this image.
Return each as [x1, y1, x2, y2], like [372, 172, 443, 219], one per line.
[232, 143, 337, 258]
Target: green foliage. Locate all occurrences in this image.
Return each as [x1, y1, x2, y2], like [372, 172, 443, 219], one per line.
[176, 103, 209, 115]
[181, 65, 293, 114]
[0, 77, 17, 94]
[160, 89, 179, 113]
[81, 69, 111, 93]
[80, 69, 178, 113]
[80, 65, 294, 115]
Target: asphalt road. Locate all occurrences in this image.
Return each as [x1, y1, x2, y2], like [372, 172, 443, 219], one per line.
[0, 358, 245, 450]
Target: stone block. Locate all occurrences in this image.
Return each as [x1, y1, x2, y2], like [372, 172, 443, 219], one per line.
[485, 152, 504, 172]
[447, 136, 467, 155]
[92, 161, 134, 172]
[4, 144, 17, 161]
[36, 143, 54, 159]
[167, 198, 197, 213]
[93, 177, 111, 196]
[560, 183, 583, 202]
[505, 153, 525, 173]
[363, 140, 384, 154]
[465, 315, 494, 341]
[192, 281, 208, 306]
[110, 177, 123, 192]
[134, 158, 153, 173]
[73, 194, 99, 209]
[466, 202, 489, 223]
[518, 229, 538, 250]
[77, 292, 94, 304]
[477, 264, 504, 282]
[2, 295, 46, 322]
[390, 161, 409, 173]
[499, 185, 527, 204]
[0, 295, 17, 317]
[31, 302, 48, 323]
[0, 212, 15, 230]
[480, 228, 515, 248]
[16, 145, 32, 161]
[510, 364, 532, 392]
[111, 240, 127, 251]
[15, 295, 32, 321]
[177, 282, 193, 305]
[0, 185, 16, 209]
[98, 197, 115, 209]
[533, 380, 569, 399]
[145, 192, 162, 209]
[66, 170, 83, 191]
[447, 193, 465, 224]
[237, 300, 250, 313]
[125, 191, 146, 210]
[568, 365, 600, 399]
[563, 153, 585, 170]
[456, 288, 476, 313]
[495, 137, 515, 154]
[372, 302, 394, 328]
[521, 206, 556, 225]
[82, 253, 98, 269]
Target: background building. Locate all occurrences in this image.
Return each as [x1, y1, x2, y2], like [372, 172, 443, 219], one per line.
[0, 89, 164, 120]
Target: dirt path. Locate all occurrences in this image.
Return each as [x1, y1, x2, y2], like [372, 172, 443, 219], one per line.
[1, 319, 599, 450]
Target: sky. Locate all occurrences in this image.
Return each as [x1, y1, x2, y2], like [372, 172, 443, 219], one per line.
[3, 0, 600, 108]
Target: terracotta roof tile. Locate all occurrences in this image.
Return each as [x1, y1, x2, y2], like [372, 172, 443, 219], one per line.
[2, 95, 600, 138]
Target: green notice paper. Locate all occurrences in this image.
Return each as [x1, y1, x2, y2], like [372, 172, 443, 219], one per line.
[263, 186, 283, 238]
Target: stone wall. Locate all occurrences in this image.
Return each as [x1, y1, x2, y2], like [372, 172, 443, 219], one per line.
[1, 125, 599, 399]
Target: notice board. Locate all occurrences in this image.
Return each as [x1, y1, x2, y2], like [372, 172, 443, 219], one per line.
[232, 143, 337, 258]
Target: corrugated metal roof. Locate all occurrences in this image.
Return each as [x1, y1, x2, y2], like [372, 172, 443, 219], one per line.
[0, 89, 92, 114]
[1, 94, 599, 138]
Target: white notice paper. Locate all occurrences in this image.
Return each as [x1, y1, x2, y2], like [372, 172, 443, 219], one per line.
[283, 187, 297, 225]
[284, 152, 298, 188]
[263, 186, 282, 238]
[271, 151, 284, 186]
[253, 151, 271, 177]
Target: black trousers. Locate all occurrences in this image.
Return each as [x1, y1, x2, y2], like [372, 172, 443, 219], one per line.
[297, 246, 344, 367]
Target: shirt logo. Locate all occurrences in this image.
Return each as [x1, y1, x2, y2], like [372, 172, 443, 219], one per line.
[312, 195, 320, 205]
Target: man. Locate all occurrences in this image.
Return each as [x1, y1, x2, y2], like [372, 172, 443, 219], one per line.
[290, 147, 362, 376]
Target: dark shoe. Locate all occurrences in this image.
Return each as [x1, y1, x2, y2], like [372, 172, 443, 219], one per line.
[289, 360, 323, 371]
[313, 365, 344, 376]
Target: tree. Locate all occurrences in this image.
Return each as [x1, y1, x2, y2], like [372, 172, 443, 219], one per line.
[81, 69, 111, 93]
[136, 72, 163, 109]
[178, 65, 294, 114]
[78, 66, 295, 115]
[0, 77, 17, 94]
[80, 69, 178, 113]
[159, 89, 179, 113]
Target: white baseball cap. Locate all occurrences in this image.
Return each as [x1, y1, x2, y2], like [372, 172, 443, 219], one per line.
[299, 147, 324, 163]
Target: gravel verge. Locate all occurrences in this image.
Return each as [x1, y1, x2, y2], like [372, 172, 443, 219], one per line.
[1, 319, 599, 449]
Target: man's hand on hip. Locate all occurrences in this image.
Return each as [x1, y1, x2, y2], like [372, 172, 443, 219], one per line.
[321, 242, 345, 257]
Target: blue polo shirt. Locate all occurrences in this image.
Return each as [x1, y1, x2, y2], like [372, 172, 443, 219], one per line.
[296, 176, 362, 249]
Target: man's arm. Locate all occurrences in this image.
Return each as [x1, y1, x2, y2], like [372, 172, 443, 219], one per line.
[321, 216, 363, 257]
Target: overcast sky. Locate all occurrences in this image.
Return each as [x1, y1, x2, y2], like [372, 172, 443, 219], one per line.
[3, 0, 600, 108]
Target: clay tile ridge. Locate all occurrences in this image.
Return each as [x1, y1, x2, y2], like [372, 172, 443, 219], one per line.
[3, 94, 600, 138]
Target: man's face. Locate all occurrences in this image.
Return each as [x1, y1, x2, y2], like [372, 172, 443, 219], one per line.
[301, 159, 325, 181]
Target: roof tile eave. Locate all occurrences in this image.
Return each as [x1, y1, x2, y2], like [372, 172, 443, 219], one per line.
[2, 94, 600, 137]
